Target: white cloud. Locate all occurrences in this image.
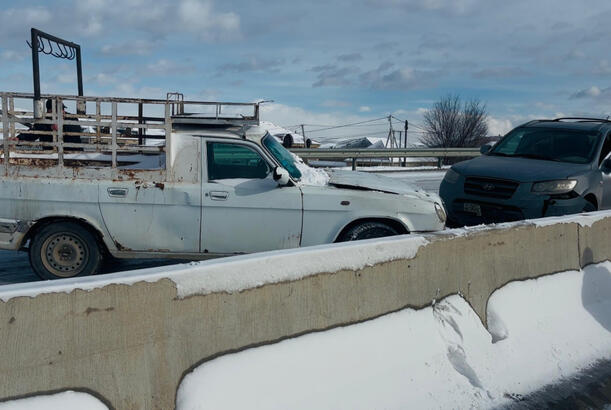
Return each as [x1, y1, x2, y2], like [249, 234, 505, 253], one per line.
[178, 0, 240, 41]
[486, 116, 513, 136]
[370, 0, 480, 15]
[146, 59, 195, 76]
[359, 106, 371, 112]
[571, 86, 604, 99]
[0, 50, 25, 62]
[70, 0, 241, 41]
[322, 100, 351, 108]
[101, 40, 155, 56]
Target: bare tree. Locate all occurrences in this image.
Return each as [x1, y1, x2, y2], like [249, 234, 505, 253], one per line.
[420, 95, 488, 148]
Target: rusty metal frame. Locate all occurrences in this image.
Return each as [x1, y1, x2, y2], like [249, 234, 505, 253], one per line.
[0, 92, 261, 180]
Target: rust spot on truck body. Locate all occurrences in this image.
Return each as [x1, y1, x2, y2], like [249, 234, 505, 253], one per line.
[114, 240, 131, 251]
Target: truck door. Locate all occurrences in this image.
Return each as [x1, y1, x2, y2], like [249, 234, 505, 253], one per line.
[98, 138, 202, 253]
[200, 140, 303, 254]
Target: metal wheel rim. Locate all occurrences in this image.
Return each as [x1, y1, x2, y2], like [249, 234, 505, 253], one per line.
[40, 232, 88, 277]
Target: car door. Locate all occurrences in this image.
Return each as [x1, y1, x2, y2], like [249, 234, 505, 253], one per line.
[201, 139, 303, 254]
[599, 134, 611, 209]
[601, 155, 611, 210]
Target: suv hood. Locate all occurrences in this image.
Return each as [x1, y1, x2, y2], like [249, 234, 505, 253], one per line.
[327, 170, 432, 199]
[453, 155, 591, 182]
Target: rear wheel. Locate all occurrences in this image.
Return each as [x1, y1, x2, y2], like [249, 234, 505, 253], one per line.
[338, 222, 399, 242]
[29, 222, 102, 280]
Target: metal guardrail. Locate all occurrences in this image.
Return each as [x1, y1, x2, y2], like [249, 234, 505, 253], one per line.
[290, 148, 481, 169]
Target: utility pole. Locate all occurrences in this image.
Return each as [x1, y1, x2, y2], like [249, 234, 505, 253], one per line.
[386, 115, 398, 149]
[403, 120, 408, 167]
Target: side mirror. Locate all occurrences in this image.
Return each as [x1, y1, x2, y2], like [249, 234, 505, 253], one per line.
[602, 158, 611, 173]
[273, 166, 290, 186]
[480, 143, 492, 154]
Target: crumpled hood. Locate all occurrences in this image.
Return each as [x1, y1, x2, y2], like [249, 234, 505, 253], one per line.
[453, 155, 591, 182]
[327, 170, 433, 199]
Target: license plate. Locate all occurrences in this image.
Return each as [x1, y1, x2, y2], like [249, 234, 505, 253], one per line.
[464, 202, 482, 216]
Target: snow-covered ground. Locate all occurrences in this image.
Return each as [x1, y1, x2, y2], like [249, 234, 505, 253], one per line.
[0, 391, 108, 410]
[177, 262, 611, 410]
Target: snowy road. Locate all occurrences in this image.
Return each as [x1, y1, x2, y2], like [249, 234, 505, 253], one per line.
[0, 170, 446, 285]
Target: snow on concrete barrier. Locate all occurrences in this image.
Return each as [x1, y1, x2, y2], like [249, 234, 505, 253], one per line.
[1, 210, 610, 409]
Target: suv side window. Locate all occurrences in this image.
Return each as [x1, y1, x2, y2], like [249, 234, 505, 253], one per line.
[207, 142, 270, 180]
[599, 133, 611, 165]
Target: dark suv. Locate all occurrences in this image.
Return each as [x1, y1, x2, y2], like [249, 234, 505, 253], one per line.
[440, 118, 611, 227]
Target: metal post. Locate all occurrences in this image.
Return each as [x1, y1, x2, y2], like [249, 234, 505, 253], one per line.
[76, 47, 83, 97]
[8, 97, 15, 140]
[165, 103, 172, 178]
[57, 98, 64, 170]
[31, 29, 43, 119]
[138, 102, 144, 145]
[352, 157, 357, 171]
[301, 124, 306, 138]
[95, 101, 101, 145]
[2, 95, 10, 175]
[111, 102, 117, 168]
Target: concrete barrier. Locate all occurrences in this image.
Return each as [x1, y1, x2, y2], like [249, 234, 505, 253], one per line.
[1, 212, 610, 409]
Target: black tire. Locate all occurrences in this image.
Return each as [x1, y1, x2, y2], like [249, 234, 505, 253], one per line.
[583, 200, 597, 213]
[282, 134, 293, 148]
[29, 222, 102, 280]
[338, 221, 400, 242]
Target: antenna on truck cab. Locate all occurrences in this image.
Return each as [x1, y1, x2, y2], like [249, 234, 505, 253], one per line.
[27, 28, 84, 118]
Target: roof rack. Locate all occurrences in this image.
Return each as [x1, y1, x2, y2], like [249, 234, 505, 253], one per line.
[551, 117, 611, 123]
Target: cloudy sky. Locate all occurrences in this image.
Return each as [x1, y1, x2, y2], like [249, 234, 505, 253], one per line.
[1, 0, 610, 141]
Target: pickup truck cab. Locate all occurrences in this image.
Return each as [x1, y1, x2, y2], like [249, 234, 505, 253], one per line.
[0, 93, 445, 279]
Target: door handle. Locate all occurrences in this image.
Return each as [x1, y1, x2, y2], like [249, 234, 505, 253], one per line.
[108, 187, 128, 198]
[209, 191, 229, 200]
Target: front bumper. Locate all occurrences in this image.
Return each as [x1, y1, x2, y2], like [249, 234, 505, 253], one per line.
[440, 178, 589, 227]
[0, 218, 32, 250]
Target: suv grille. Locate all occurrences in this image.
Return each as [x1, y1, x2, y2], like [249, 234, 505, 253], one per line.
[464, 177, 519, 199]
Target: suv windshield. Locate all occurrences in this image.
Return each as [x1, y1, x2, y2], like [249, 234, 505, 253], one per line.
[490, 127, 601, 164]
[262, 133, 302, 180]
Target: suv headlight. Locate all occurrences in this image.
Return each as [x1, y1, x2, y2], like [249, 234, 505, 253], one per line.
[443, 168, 460, 184]
[531, 179, 577, 194]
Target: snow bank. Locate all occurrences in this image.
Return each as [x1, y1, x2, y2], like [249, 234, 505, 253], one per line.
[291, 153, 329, 186]
[0, 235, 427, 302]
[0, 391, 107, 410]
[533, 209, 611, 228]
[176, 262, 611, 410]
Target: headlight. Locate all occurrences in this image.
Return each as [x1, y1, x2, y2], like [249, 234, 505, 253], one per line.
[434, 202, 447, 223]
[443, 168, 460, 184]
[531, 179, 577, 194]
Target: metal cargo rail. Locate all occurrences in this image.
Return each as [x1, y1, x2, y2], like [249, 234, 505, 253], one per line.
[0, 92, 259, 179]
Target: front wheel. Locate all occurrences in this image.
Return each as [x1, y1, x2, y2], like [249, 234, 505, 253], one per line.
[338, 222, 399, 242]
[582, 199, 597, 213]
[29, 222, 102, 280]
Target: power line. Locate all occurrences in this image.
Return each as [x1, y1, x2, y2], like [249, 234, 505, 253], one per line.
[307, 117, 388, 133]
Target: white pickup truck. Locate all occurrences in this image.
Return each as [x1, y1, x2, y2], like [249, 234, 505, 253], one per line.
[0, 93, 446, 279]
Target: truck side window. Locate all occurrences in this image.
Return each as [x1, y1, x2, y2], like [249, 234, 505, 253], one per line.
[207, 142, 270, 180]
